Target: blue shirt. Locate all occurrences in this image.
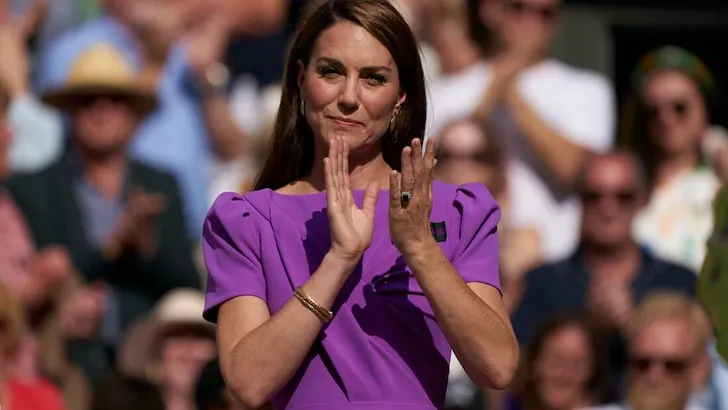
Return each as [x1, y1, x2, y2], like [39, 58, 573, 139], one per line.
[36, 15, 210, 239]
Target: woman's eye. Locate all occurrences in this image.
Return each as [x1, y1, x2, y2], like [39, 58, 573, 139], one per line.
[318, 67, 340, 78]
[365, 74, 386, 86]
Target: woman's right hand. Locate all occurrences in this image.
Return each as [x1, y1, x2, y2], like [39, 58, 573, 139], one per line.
[325, 136, 380, 263]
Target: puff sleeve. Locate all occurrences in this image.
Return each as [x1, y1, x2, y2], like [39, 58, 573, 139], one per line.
[449, 183, 502, 293]
[202, 192, 266, 323]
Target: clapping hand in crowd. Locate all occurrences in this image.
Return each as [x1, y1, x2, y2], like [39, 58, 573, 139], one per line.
[105, 187, 167, 261]
[587, 274, 634, 331]
[183, 6, 233, 79]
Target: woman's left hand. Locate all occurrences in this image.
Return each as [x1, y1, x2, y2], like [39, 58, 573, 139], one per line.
[389, 137, 437, 254]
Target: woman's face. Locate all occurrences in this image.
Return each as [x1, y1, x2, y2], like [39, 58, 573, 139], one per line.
[159, 331, 216, 394]
[641, 70, 707, 157]
[298, 20, 405, 158]
[534, 325, 594, 409]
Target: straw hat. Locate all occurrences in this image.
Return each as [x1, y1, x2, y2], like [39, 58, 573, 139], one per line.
[41, 43, 158, 114]
[117, 288, 214, 380]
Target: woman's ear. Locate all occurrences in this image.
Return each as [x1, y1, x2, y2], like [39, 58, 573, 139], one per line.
[395, 93, 407, 114]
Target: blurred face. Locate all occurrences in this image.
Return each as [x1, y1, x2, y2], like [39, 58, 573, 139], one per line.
[298, 21, 405, 159]
[482, 0, 560, 52]
[534, 325, 594, 409]
[641, 70, 707, 158]
[435, 121, 501, 189]
[627, 317, 697, 410]
[580, 155, 641, 247]
[72, 96, 139, 156]
[159, 331, 216, 395]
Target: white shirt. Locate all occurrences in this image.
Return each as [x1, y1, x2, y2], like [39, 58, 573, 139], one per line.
[428, 59, 615, 261]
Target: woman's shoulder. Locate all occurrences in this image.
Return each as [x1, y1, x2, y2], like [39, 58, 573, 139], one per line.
[431, 180, 499, 215]
[207, 190, 275, 224]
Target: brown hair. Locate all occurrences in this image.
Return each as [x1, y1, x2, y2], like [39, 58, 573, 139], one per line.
[520, 313, 610, 409]
[253, 0, 427, 191]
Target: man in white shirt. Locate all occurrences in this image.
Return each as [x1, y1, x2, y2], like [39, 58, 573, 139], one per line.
[428, 0, 615, 262]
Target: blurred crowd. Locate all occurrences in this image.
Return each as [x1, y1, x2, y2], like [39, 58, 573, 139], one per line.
[0, 0, 727, 409]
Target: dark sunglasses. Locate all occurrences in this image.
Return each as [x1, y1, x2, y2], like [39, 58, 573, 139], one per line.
[644, 100, 690, 120]
[504, 0, 558, 21]
[437, 150, 501, 165]
[581, 189, 637, 206]
[72, 94, 131, 108]
[629, 355, 692, 375]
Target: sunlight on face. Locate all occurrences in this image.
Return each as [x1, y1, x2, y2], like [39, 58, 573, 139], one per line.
[299, 21, 405, 156]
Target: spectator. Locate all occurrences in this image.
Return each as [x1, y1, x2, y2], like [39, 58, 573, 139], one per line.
[428, 0, 615, 263]
[36, 0, 252, 238]
[0, 2, 64, 174]
[0, 281, 65, 410]
[626, 46, 722, 272]
[589, 292, 712, 410]
[5, 44, 200, 389]
[512, 151, 696, 400]
[514, 314, 610, 410]
[99, 289, 216, 410]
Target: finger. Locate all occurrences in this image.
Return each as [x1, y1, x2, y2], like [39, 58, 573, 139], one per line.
[16, 0, 47, 39]
[342, 139, 351, 198]
[361, 181, 380, 218]
[400, 146, 414, 194]
[422, 137, 436, 194]
[330, 137, 340, 193]
[324, 157, 335, 195]
[389, 170, 401, 209]
[336, 136, 345, 199]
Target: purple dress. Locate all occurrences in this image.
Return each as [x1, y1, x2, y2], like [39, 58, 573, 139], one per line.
[202, 180, 501, 410]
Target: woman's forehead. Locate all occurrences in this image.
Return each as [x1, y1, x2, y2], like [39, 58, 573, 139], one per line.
[311, 21, 395, 69]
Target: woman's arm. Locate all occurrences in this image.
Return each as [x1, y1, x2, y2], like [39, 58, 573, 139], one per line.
[404, 240, 519, 390]
[217, 252, 356, 408]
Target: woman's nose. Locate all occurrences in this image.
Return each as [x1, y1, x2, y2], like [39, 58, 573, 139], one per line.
[338, 77, 360, 112]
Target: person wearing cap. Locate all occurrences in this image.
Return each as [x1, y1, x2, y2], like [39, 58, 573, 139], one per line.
[93, 289, 216, 410]
[4, 42, 201, 392]
[625, 46, 723, 273]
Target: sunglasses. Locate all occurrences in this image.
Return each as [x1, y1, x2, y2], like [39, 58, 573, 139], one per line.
[71, 94, 132, 108]
[629, 355, 692, 375]
[437, 150, 501, 165]
[581, 189, 637, 206]
[644, 100, 690, 120]
[504, 0, 558, 21]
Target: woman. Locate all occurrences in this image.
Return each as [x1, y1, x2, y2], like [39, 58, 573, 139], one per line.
[202, 1, 518, 409]
[514, 315, 609, 410]
[621, 46, 722, 272]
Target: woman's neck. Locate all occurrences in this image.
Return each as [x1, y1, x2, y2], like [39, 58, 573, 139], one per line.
[299, 149, 392, 193]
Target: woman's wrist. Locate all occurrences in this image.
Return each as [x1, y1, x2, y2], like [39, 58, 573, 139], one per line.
[400, 237, 440, 265]
[323, 250, 360, 275]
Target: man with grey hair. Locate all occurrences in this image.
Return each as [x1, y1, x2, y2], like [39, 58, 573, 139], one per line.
[512, 151, 696, 401]
[589, 291, 712, 410]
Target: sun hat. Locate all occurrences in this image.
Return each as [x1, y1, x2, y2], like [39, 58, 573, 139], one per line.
[41, 42, 158, 114]
[116, 288, 214, 380]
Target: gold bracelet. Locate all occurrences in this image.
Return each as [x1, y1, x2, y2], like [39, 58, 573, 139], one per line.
[294, 287, 334, 322]
[293, 292, 331, 323]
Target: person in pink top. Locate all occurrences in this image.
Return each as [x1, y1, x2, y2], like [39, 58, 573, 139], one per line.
[202, 1, 519, 409]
